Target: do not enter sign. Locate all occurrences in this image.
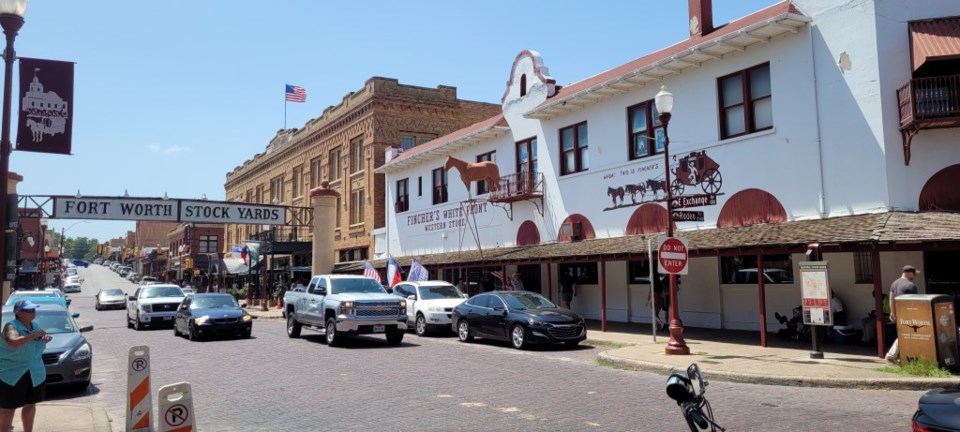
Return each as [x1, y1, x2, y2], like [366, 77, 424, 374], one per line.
[658, 237, 689, 275]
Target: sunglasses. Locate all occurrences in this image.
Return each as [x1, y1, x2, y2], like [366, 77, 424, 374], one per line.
[18, 309, 36, 313]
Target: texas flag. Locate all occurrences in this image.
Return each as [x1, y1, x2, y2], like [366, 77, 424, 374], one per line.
[386, 255, 403, 288]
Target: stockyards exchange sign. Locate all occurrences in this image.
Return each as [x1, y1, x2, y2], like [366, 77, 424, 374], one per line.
[405, 201, 491, 233]
[52, 197, 285, 225]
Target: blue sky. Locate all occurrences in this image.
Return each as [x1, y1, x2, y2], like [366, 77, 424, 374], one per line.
[14, 0, 775, 242]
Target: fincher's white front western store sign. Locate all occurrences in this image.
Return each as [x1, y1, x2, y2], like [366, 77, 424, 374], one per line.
[52, 197, 285, 225]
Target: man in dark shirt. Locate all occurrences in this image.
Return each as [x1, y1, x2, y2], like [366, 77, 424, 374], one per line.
[885, 265, 920, 363]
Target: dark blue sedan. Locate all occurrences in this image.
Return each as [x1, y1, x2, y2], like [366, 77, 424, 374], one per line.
[173, 293, 252, 341]
[452, 291, 586, 350]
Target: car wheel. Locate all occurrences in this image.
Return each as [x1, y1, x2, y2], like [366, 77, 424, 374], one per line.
[286, 314, 301, 338]
[386, 332, 404, 345]
[457, 320, 474, 342]
[173, 322, 181, 337]
[188, 323, 199, 341]
[325, 318, 341, 347]
[133, 313, 142, 331]
[415, 314, 428, 337]
[241, 328, 252, 339]
[71, 379, 90, 393]
[126, 315, 133, 329]
[95, 302, 101, 311]
[511, 325, 528, 350]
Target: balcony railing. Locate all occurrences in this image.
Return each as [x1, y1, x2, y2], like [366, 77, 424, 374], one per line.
[489, 172, 543, 203]
[898, 74, 960, 129]
[249, 226, 304, 243]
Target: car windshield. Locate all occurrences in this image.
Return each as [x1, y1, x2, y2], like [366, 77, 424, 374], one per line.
[141, 287, 185, 298]
[191, 296, 238, 309]
[501, 293, 557, 310]
[2, 311, 76, 335]
[419, 284, 464, 300]
[101, 289, 124, 296]
[330, 278, 387, 294]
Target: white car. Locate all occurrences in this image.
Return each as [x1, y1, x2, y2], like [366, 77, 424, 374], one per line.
[62, 283, 82, 294]
[392, 281, 468, 336]
[126, 284, 186, 330]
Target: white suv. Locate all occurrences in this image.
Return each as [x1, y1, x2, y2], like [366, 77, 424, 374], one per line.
[392, 281, 468, 336]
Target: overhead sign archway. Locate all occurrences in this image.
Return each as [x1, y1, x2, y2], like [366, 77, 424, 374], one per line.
[19, 195, 311, 226]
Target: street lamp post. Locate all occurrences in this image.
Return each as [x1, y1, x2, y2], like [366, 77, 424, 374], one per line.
[0, 0, 26, 323]
[58, 220, 90, 263]
[655, 85, 690, 355]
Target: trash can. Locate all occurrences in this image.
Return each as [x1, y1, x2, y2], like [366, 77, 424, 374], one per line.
[893, 294, 959, 369]
[832, 325, 859, 344]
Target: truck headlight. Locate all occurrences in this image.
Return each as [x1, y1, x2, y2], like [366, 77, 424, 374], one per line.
[194, 316, 209, 325]
[139, 304, 151, 313]
[71, 343, 91, 361]
[339, 302, 354, 315]
[398, 300, 406, 308]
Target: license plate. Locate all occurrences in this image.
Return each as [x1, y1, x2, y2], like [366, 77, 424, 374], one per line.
[373, 325, 385, 333]
[163, 316, 173, 320]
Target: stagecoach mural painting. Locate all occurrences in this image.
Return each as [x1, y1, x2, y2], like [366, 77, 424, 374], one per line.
[602, 149, 724, 211]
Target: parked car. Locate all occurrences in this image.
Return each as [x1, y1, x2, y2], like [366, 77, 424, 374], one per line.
[95, 288, 127, 310]
[126, 284, 186, 330]
[174, 293, 252, 341]
[913, 387, 960, 431]
[138, 276, 158, 286]
[1, 303, 94, 390]
[72, 259, 89, 268]
[62, 283, 82, 294]
[392, 281, 468, 336]
[181, 287, 195, 296]
[452, 291, 587, 350]
[5, 290, 69, 310]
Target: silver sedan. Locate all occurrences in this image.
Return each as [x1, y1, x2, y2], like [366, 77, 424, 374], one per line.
[95, 288, 127, 310]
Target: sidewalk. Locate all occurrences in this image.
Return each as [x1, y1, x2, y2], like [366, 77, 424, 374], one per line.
[247, 305, 956, 390]
[585, 320, 957, 391]
[12, 403, 112, 432]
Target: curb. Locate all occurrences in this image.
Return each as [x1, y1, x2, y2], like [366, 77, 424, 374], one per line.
[596, 351, 957, 391]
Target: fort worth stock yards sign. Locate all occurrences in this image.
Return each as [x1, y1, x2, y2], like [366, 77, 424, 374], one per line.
[52, 197, 285, 225]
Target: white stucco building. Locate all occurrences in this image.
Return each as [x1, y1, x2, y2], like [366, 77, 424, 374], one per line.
[370, 0, 960, 353]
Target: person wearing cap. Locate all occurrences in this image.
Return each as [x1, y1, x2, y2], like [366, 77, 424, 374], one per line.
[885, 265, 920, 364]
[0, 300, 52, 432]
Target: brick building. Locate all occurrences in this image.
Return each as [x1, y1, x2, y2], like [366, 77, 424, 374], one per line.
[224, 77, 500, 265]
[166, 223, 224, 284]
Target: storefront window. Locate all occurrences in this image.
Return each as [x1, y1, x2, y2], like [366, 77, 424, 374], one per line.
[559, 262, 598, 285]
[720, 254, 793, 284]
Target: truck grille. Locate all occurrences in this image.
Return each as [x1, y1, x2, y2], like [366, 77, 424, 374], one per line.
[548, 325, 584, 340]
[152, 303, 180, 312]
[355, 302, 403, 317]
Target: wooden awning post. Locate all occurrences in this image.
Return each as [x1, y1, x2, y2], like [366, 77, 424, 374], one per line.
[600, 259, 607, 332]
[546, 263, 553, 301]
[758, 254, 767, 347]
[871, 245, 885, 358]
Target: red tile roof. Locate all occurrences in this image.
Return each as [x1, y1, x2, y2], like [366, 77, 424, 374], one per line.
[533, 1, 803, 112]
[387, 114, 507, 164]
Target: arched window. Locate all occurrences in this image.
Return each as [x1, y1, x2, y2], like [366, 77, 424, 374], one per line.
[520, 74, 527, 97]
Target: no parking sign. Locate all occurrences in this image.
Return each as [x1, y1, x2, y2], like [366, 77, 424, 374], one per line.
[126, 346, 152, 432]
[158, 382, 197, 432]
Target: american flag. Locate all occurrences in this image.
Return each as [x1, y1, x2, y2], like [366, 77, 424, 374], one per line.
[285, 84, 306, 103]
[363, 261, 381, 283]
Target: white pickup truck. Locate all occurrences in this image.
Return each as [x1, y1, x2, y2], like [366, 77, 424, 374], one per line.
[126, 284, 186, 330]
[283, 275, 407, 346]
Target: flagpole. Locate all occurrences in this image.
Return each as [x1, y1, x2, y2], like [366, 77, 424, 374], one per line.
[284, 98, 287, 129]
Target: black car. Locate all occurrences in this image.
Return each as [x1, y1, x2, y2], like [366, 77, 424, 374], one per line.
[173, 293, 252, 341]
[452, 291, 587, 349]
[913, 387, 960, 431]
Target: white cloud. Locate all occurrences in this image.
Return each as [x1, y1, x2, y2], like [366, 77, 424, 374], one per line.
[147, 144, 192, 154]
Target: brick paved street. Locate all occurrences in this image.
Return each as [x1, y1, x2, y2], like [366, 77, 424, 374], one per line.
[46, 265, 926, 431]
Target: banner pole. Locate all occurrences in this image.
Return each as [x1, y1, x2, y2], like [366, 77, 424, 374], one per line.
[649, 237, 656, 342]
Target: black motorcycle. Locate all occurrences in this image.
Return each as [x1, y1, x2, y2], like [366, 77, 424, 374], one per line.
[666, 363, 724, 432]
[913, 387, 960, 431]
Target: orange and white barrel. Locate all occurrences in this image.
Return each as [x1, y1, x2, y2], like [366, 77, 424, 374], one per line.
[158, 382, 196, 432]
[126, 346, 152, 431]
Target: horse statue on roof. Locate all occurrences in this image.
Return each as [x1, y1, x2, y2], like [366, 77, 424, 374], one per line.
[444, 155, 501, 196]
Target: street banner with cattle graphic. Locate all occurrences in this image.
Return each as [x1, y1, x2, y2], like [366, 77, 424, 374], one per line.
[17, 57, 75, 155]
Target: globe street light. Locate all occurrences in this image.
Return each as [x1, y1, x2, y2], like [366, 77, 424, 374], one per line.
[655, 85, 689, 355]
[0, 0, 26, 324]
